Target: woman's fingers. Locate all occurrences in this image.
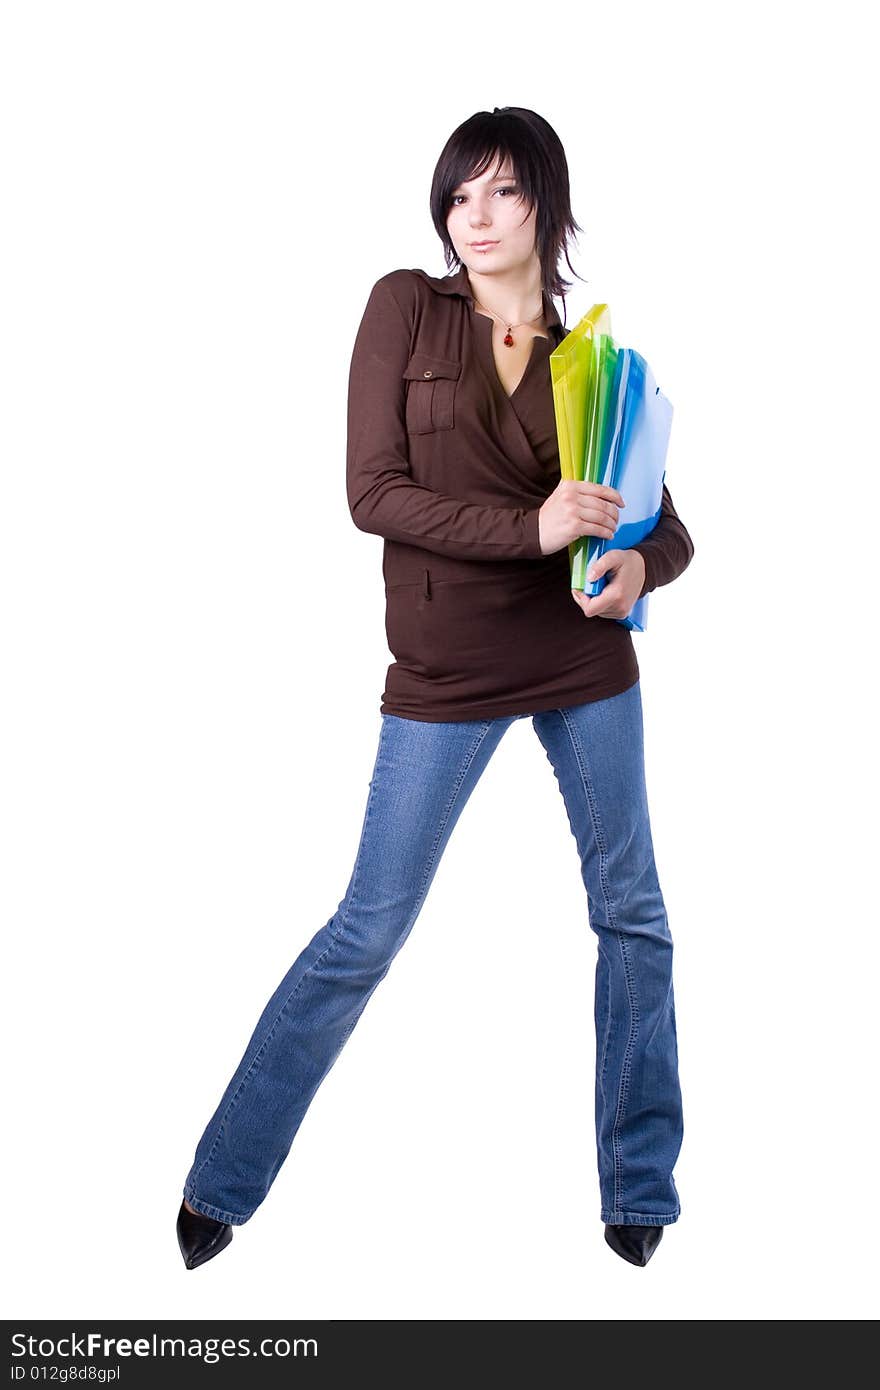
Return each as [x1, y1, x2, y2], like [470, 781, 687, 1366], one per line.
[577, 485, 622, 535]
[579, 501, 619, 538]
[581, 482, 625, 508]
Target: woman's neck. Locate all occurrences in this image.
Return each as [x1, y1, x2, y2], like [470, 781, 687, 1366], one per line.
[465, 266, 545, 327]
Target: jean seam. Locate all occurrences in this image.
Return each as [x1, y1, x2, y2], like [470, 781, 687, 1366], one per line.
[558, 707, 640, 1221]
[188, 720, 390, 1198]
[182, 1188, 249, 1226]
[601, 1209, 680, 1226]
[597, 958, 613, 1113]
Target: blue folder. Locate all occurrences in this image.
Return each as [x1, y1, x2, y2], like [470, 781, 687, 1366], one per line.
[582, 348, 673, 632]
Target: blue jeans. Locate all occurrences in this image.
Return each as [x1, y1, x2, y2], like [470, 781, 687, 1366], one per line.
[183, 680, 683, 1227]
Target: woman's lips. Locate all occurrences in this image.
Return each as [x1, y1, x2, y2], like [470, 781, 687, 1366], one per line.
[472, 241, 499, 252]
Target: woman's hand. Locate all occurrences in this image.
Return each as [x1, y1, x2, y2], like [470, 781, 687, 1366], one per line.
[571, 549, 646, 620]
[538, 480, 625, 556]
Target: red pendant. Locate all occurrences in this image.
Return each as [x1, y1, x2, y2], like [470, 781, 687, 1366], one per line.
[503, 330, 514, 346]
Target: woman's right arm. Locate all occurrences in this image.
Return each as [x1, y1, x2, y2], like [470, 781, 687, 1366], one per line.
[346, 276, 546, 562]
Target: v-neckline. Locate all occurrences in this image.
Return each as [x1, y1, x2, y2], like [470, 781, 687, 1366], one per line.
[465, 303, 567, 487]
[471, 307, 552, 402]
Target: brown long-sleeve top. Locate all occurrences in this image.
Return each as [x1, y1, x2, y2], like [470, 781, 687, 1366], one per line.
[346, 263, 694, 722]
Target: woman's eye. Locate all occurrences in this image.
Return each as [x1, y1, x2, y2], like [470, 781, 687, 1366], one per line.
[451, 186, 518, 207]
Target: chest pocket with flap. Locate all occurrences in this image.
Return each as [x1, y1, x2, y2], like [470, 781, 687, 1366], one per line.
[403, 353, 461, 434]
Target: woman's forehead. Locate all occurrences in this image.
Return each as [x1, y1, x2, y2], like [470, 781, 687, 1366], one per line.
[456, 157, 517, 189]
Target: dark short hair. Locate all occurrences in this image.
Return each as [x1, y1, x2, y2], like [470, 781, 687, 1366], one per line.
[429, 106, 585, 321]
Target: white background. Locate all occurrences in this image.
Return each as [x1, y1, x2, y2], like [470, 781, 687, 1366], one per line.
[3, 0, 877, 1322]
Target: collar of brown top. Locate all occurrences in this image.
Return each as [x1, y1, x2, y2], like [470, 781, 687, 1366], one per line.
[408, 263, 566, 336]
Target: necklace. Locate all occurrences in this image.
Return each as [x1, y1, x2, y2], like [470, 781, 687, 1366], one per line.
[472, 293, 545, 347]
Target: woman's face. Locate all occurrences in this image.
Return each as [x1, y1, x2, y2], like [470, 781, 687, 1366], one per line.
[446, 155, 538, 277]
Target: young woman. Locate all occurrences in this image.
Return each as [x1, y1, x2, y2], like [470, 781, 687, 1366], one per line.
[177, 106, 694, 1272]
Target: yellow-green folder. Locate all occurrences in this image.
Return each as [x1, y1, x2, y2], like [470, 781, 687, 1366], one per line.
[549, 304, 614, 585]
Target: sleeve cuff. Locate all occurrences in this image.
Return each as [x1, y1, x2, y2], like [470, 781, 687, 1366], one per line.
[631, 544, 655, 600]
[523, 507, 544, 558]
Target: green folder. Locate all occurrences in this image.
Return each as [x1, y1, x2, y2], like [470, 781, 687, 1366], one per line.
[548, 304, 612, 580]
[550, 305, 619, 589]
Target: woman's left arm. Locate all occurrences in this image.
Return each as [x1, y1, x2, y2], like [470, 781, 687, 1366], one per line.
[629, 482, 695, 599]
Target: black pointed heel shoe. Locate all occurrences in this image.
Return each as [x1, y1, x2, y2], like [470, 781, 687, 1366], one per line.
[604, 1223, 664, 1267]
[177, 1199, 233, 1270]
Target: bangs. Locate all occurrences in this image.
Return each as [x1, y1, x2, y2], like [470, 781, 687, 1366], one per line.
[440, 135, 536, 215]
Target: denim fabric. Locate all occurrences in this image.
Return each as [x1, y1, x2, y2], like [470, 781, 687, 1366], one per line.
[183, 679, 683, 1227]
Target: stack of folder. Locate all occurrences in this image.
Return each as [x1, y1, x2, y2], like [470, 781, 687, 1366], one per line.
[549, 304, 673, 632]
